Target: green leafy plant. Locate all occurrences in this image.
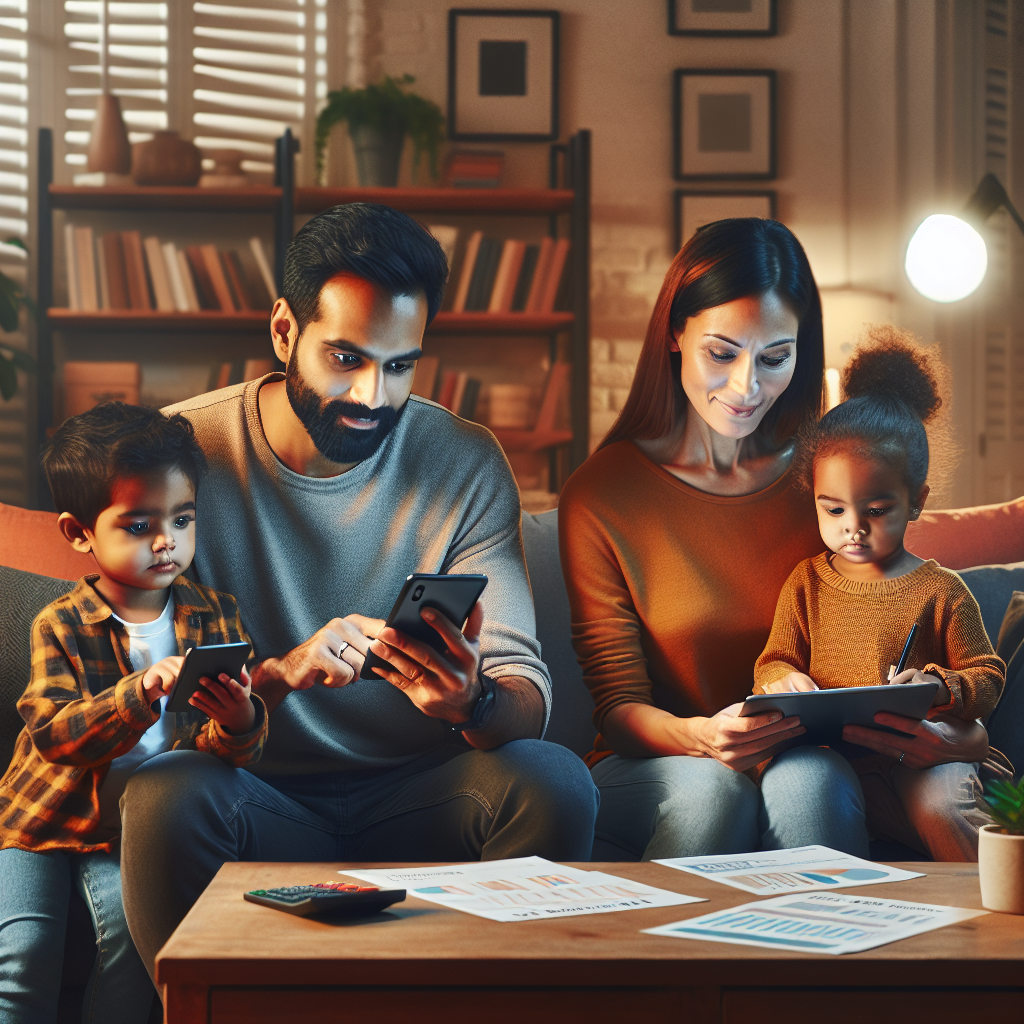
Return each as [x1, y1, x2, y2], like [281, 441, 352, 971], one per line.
[974, 777, 1024, 835]
[0, 238, 35, 401]
[314, 74, 445, 185]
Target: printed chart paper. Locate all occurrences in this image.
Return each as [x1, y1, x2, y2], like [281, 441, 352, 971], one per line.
[643, 891, 985, 954]
[341, 856, 705, 922]
[654, 845, 925, 896]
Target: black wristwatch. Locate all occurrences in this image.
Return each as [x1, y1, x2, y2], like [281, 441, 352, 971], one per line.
[451, 672, 496, 733]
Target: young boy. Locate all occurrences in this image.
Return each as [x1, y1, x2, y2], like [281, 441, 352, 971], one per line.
[0, 402, 267, 1024]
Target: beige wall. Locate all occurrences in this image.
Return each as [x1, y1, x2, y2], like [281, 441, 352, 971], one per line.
[342, 0, 1021, 507]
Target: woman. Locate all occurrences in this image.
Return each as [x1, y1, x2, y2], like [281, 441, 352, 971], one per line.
[559, 218, 989, 861]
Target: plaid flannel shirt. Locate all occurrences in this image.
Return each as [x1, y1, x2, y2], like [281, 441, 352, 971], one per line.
[0, 574, 267, 854]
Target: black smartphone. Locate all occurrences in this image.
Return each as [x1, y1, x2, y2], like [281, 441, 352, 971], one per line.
[359, 573, 488, 680]
[166, 641, 252, 713]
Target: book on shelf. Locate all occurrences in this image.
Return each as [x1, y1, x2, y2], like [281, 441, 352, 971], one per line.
[143, 236, 175, 312]
[175, 249, 201, 311]
[442, 150, 504, 188]
[121, 231, 151, 311]
[465, 238, 502, 312]
[208, 358, 274, 392]
[449, 371, 469, 416]
[436, 369, 458, 411]
[510, 243, 540, 312]
[451, 230, 483, 313]
[74, 226, 98, 311]
[200, 244, 236, 311]
[457, 377, 482, 420]
[64, 224, 79, 311]
[222, 251, 251, 311]
[101, 233, 129, 310]
[410, 355, 440, 401]
[249, 237, 276, 303]
[185, 246, 218, 310]
[489, 240, 526, 313]
[524, 237, 555, 312]
[537, 238, 571, 313]
[162, 242, 191, 312]
[63, 361, 140, 419]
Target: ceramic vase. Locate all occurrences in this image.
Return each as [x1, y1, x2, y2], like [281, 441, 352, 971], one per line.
[87, 94, 131, 174]
[978, 825, 1024, 914]
[131, 131, 202, 186]
[349, 125, 405, 187]
[199, 149, 248, 188]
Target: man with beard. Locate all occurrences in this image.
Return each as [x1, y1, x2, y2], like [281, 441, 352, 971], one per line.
[119, 204, 599, 975]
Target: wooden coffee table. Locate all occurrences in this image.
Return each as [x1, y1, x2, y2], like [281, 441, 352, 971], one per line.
[156, 861, 1022, 1024]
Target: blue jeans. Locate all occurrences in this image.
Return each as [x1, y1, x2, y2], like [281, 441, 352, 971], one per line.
[0, 847, 154, 1024]
[591, 745, 869, 860]
[121, 741, 599, 976]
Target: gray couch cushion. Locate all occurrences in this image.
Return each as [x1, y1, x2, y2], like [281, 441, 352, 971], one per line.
[956, 563, 1024, 649]
[521, 510, 596, 759]
[0, 566, 76, 772]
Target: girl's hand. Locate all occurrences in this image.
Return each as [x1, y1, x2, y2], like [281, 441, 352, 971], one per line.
[762, 672, 819, 694]
[890, 668, 950, 706]
[696, 703, 805, 772]
[142, 656, 184, 703]
[189, 664, 256, 735]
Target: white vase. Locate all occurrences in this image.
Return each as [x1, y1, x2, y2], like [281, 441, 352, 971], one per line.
[978, 824, 1024, 915]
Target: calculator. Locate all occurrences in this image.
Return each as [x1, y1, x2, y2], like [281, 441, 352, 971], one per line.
[243, 882, 406, 917]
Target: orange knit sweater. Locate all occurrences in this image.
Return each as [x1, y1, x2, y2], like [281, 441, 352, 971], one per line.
[559, 441, 824, 767]
[753, 553, 1005, 720]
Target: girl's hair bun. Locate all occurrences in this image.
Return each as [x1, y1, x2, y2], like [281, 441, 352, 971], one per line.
[841, 325, 944, 424]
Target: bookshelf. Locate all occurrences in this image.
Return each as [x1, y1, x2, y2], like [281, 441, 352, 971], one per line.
[295, 130, 591, 484]
[33, 128, 590, 500]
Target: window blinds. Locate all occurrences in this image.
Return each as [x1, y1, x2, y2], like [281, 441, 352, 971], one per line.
[62, 1, 169, 168]
[191, 0, 328, 177]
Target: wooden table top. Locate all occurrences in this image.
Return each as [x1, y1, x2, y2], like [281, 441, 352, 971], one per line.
[156, 861, 1023, 990]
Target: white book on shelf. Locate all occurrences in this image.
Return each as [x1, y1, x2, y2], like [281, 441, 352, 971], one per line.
[95, 233, 109, 310]
[249, 237, 276, 303]
[143, 236, 175, 311]
[64, 223, 80, 310]
[163, 242, 190, 312]
[74, 226, 98, 311]
[175, 248, 201, 312]
[452, 230, 483, 313]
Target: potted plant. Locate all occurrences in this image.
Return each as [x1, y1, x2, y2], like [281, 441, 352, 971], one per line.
[973, 776, 1024, 915]
[315, 75, 444, 188]
[0, 240, 35, 401]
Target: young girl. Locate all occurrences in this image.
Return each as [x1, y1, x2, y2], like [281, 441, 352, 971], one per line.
[753, 328, 1004, 861]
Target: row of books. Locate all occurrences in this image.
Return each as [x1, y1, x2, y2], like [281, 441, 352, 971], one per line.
[428, 227, 571, 314]
[64, 225, 277, 314]
[409, 356, 481, 420]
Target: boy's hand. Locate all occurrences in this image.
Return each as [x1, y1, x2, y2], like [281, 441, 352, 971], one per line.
[142, 656, 184, 703]
[890, 668, 949, 705]
[762, 672, 819, 694]
[189, 664, 256, 735]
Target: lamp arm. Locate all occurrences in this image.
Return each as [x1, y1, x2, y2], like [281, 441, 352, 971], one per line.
[965, 172, 1024, 238]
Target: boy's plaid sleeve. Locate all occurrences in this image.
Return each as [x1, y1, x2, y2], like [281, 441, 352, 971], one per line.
[19, 612, 160, 768]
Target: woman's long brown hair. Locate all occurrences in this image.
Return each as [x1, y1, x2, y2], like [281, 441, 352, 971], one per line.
[599, 218, 825, 451]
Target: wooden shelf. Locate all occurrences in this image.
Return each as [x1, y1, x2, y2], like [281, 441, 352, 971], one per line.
[489, 428, 574, 452]
[296, 186, 574, 216]
[48, 184, 282, 212]
[428, 312, 573, 335]
[48, 309, 270, 332]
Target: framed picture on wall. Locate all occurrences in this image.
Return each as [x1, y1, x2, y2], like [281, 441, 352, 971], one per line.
[673, 189, 776, 252]
[674, 69, 776, 180]
[668, 0, 777, 37]
[448, 9, 559, 142]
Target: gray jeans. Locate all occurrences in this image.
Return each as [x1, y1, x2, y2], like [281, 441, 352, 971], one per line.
[120, 740, 599, 976]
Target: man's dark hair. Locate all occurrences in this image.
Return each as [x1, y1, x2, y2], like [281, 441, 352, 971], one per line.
[283, 203, 449, 334]
[43, 402, 207, 527]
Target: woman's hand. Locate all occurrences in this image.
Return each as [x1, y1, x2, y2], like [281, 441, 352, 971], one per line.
[842, 712, 988, 769]
[761, 671, 818, 694]
[695, 703, 806, 772]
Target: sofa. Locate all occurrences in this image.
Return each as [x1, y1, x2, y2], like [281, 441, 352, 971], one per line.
[1, 497, 1023, 1022]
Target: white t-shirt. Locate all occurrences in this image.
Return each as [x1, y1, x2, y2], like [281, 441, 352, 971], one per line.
[96, 594, 178, 834]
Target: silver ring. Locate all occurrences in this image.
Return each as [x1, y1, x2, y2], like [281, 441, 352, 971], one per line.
[334, 642, 349, 659]
[898, 752, 906, 763]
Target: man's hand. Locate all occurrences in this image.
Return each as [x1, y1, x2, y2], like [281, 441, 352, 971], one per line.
[189, 665, 256, 735]
[761, 671, 819, 694]
[250, 618, 371, 712]
[346, 601, 485, 723]
[142, 656, 184, 703]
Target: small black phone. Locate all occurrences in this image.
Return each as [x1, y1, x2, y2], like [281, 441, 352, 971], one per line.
[359, 573, 488, 681]
[166, 642, 251, 713]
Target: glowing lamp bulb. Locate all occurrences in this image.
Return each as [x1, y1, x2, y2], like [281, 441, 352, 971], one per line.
[905, 214, 988, 302]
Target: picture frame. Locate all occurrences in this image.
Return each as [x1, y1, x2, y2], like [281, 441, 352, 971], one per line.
[448, 9, 559, 142]
[673, 69, 776, 180]
[673, 189, 776, 252]
[668, 0, 777, 37]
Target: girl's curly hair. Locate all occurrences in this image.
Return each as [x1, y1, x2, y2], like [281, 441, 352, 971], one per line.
[793, 325, 955, 499]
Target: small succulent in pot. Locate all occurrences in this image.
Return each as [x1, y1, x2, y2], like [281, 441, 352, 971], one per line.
[973, 776, 1024, 835]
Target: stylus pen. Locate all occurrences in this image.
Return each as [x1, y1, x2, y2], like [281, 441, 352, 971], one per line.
[894, 623, 919, 679]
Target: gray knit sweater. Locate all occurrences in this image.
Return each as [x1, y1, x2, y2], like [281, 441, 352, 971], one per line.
[167, 376, 550, 775]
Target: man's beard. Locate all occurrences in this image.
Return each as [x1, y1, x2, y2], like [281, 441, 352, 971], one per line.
[285, 360, 401, 465]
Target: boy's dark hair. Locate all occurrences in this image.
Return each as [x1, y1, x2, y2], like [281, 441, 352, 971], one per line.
[283, 202, 449, 335]
[43, 402, 207, 527]
[793, 326, 950, 496]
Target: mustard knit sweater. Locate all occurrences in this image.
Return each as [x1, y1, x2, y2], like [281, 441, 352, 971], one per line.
[753, 553, 1005, 720]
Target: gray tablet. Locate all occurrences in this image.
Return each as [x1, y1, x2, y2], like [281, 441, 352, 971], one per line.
[738, 681, 939, 745]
